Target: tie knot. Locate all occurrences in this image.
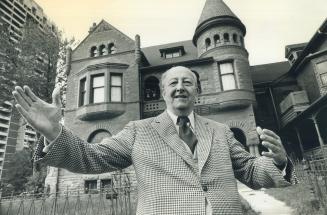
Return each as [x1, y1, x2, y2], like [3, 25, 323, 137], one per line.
[177, 116, 190, 127]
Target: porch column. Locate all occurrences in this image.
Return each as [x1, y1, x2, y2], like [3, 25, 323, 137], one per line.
[294, 127, 305, 156]
[311, 117, 325, 147]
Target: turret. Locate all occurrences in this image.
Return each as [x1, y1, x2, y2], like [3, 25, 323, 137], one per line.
[193, 0, 246, 57]
[193, 0, 253, 93]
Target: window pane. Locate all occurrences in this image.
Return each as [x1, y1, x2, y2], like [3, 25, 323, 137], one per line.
[166, 53, 173, 59]
[92, 75, 104, 87]
[222, 74, 236, 90]
[81, 92, 86, 105]
[79, 79, 86, 106]
[93, 88, 104, 103]
[317, 61, 327, 72]
[321, 73, 327, 85]
[111, 87, 122, 102]
[172, 52, 180, 57]
[111, 75, 122, 86]
[219, 62, 234, 74]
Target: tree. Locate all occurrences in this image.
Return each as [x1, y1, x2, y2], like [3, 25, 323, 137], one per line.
[0, 23, 20, 104]
[0, 21, 75, 194]
[0, 20, 74, 105]
[1, 149, 33, 196]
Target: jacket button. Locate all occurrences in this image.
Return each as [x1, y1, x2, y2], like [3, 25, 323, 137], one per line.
[202, 185, 208, 192]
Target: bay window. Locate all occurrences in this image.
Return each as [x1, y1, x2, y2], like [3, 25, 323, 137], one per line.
[90, 74, 105, 103]
[110, 74, 122, 102]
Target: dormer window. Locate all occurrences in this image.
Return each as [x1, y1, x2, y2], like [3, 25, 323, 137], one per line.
[160, 46, 185, 59]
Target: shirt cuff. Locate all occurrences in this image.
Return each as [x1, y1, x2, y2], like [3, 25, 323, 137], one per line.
[282, 162, 287, 177]
[42, 125, 63, 153]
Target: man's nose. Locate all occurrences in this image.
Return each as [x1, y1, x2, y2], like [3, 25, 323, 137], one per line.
[176, 81, 185, 91]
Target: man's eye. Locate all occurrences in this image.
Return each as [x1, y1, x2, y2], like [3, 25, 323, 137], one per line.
[184, 81, 192, 85]
[169, 81, 177, 86]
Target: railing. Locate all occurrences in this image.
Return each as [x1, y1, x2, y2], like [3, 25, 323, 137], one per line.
[304, 145, 327, 160]
[293, 156, 327, 212]
[0, 173, 137, 215]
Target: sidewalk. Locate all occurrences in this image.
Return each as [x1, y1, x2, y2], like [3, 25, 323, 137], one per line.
[238, 183, 294, 215]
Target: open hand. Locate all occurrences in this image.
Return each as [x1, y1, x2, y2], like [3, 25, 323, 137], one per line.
[12, 86, 62, 141]
[257, 127, 287, 166]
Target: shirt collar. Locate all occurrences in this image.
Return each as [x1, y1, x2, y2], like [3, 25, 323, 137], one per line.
[167, 109, 195, 128]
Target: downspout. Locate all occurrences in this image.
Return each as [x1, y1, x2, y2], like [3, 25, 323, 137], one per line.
[135, 35, 143, 120]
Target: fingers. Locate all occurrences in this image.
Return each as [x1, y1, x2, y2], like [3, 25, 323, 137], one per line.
[262, 141, 279, 153]
[52, 87, 62, 108]
[256, 126, 264, 135]
[15, 104, 32, 124]
[24, 86, 39, 102]
[260, 134, 280, 146]
[262, 129, 280, 140]
[12, 87, 30, 111]
[16, 86, 33, 106]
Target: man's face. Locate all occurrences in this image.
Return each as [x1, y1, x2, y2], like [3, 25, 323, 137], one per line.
[162, 67, 198, 116]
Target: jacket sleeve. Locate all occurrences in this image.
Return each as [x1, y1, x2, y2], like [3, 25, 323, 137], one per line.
[33, 122, 136, 174]
[225, 126, 298, 189]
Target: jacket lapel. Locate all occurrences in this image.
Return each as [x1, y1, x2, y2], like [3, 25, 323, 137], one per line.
[151, 111, 195, 168]
[194, 114, 213, 174]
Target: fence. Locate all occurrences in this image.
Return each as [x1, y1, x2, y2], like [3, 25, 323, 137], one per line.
[0, 173, 137, 215]
[293, 150, 327, 212]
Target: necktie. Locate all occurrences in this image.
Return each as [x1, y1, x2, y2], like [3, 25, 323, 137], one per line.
[177, 116, 198, 153]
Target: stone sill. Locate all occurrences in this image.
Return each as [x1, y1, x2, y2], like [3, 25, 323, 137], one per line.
[76, 102, 126, 121]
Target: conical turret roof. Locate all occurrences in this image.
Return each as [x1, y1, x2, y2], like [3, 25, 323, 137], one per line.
[193, 0, 246, 45]
[197, 0, 238, 27]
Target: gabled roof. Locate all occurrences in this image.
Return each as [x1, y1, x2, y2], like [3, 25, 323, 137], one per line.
[285, 42, 307, 58]
[72, 20, 134, 53]
[141, 40, 198, 66]
[286, 18, 327, 76]
[251, 61, 291, 85]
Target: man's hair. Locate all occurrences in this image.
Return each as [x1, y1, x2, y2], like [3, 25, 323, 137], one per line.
[160, 66, 198, 91]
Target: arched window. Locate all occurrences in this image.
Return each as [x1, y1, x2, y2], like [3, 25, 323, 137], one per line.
[213, 34, 220, 46]
[144, 76, 160, 100]
[191, 70, 202, 94]
[99, 44, 106, 56]
[230, 128, 248, 151]
[240, 36, 244, 47]
[205, 38, 211, 50]
[233, 34, 238, 43]
[223, 33, 230, 42]
[90, 46, 97, 57]
[88, 129, 111, 143]
[108, 43, 116, 54]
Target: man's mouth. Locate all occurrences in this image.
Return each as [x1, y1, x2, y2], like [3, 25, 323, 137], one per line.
[174, 95, 188, 98]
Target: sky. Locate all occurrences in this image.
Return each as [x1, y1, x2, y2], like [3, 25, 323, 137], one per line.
[36, 0, 327, 65]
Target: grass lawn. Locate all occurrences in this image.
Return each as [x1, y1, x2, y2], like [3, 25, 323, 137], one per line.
[265, 184, 326, 215]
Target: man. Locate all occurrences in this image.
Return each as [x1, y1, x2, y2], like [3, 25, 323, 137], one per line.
[13, 66, 296, 214]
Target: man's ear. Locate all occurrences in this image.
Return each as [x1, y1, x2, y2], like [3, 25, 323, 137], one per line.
[161, 87, 166, 98]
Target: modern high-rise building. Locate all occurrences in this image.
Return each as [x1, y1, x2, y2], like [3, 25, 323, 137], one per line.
[0, 0, 55, 182]
[0, 102, 12, 180]
[0, 0, 56, 43]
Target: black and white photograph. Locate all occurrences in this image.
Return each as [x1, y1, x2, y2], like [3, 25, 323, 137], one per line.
[0, 0, 326, 214]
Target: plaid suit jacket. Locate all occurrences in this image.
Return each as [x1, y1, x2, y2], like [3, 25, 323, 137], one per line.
[34, 111, 296, 214]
